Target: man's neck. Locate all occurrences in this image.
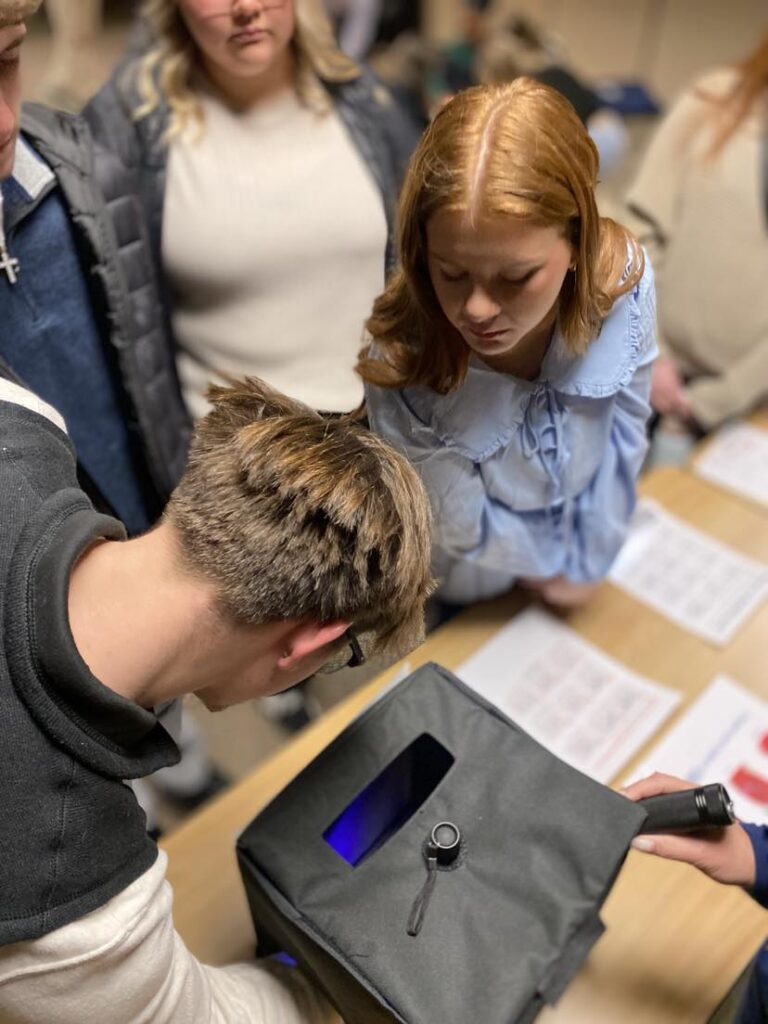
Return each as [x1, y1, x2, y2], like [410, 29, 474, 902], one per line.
[66, 523, 222, 709]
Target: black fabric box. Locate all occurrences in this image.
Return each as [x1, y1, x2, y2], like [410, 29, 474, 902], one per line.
[237, 662, 646, 1023]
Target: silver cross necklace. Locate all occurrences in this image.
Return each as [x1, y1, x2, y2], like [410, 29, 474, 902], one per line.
[0, 193, 19, 285]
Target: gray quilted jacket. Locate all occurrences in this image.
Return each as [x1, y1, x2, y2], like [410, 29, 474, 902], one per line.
[83, 57, 420, 374]
[18, 104, 191, 512]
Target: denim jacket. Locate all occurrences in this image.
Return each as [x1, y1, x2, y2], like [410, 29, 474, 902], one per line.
[738, 824, 768, 1024]
[366, 261, 658, 603]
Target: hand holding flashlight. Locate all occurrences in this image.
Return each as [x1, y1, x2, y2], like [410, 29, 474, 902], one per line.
[623, 773, 756, 888]
[636, 782, 735, 834]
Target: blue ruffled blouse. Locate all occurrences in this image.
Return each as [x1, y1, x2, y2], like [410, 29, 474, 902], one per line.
[366, 261, 658, 603]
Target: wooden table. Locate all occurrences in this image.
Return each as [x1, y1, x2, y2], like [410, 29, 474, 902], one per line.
[161, 466, 768, 1023]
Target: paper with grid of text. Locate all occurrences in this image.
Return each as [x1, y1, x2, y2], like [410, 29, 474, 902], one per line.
[608, 499, 768, 646]
[627, 675, 768, 826]
[693, 423, 768, 509]
[456, 607, 680, 784]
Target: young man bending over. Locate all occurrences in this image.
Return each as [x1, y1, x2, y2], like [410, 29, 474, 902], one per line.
[0, 373, 433, 1023]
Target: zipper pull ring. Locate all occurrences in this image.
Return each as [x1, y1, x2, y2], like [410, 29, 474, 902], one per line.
[407, 853, 437, 937]
[406, 821, 463, 937]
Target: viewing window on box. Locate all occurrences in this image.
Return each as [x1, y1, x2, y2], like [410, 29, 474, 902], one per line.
[323, 733, 454, 867]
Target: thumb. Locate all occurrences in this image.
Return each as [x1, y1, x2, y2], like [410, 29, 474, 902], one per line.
[630, 827, 745, 884]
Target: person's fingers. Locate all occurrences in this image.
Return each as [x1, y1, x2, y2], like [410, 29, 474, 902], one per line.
[630, 832, 717, 868]
[656, 356, 682, 387]
[671, 393, 692, 422]
[633, 825, 757, 886]
[621, 772, 694, 801]
[651, 390, 668, 411]
[652, 390, 674, 415]
[542, 580, 598, 608]
[520, 576, 548, 591]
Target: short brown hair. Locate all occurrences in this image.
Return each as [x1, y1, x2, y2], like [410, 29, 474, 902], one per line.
[358, 79, 644, 395]
[166, 377, 434, 659]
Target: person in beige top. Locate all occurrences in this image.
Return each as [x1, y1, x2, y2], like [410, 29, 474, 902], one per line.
[625, 31, 768, 434]
[85, 0, 422, 727]
[87, 0, 420, 419]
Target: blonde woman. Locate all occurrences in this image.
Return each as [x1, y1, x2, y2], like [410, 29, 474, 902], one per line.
[626, 31, 768, 437]
[359, 79, 657, 609]
[85, 0, 418, 421]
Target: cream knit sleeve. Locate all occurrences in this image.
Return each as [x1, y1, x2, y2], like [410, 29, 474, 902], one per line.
[624, 72, 732, 257]
[622, 70, 735, 358]
[685, 334, 768, 428]
[0, 852, 339, 1024]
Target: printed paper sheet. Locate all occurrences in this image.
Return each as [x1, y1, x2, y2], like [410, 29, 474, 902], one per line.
[693, 423, 768, 509]
[628, 676, 768, 825]
[456, 607, 680, 784]
[608, 499, 768, 645]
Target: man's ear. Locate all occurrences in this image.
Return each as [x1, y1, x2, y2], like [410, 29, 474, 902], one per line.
[276, 620, 351, 670]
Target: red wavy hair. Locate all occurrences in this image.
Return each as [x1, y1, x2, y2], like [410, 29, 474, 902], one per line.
[358, 78, 643, 394]
[707, 29, 768, 157]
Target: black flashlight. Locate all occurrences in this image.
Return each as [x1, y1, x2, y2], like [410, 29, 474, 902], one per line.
[636, 783, 736, 835]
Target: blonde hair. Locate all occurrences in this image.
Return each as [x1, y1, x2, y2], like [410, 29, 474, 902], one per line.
[358, 79, 643, 394]
[166, 377, 434, 659]
[134, 0, 359, 137]
[0, 0, 40, 27]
